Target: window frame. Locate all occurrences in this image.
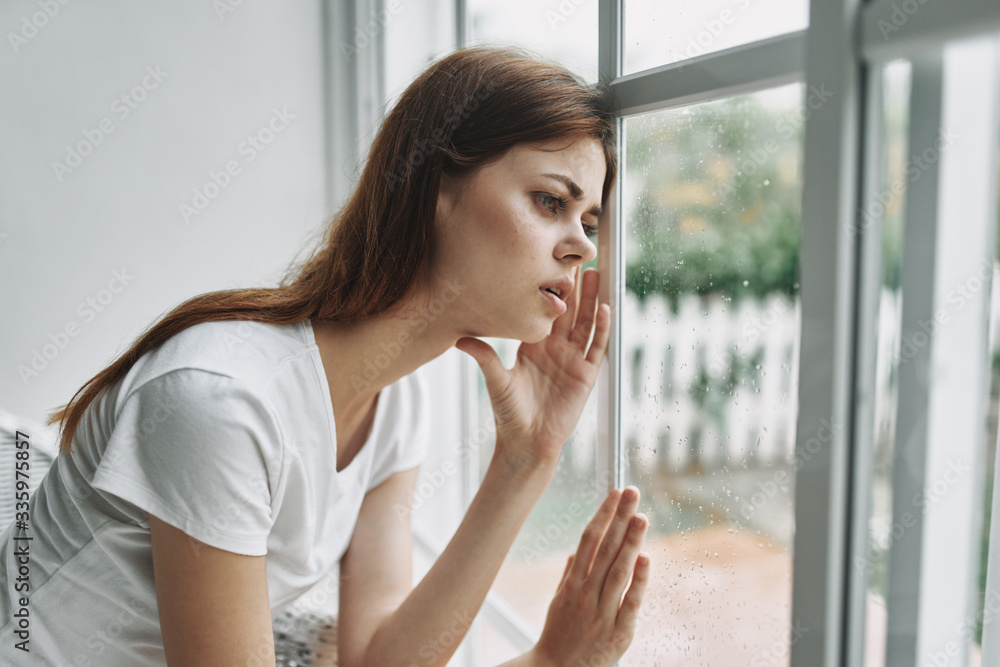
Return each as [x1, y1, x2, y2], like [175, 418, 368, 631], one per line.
[596, 2, 1000, 666]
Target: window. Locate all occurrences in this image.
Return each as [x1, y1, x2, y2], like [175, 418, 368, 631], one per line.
[622, 0, 809, 74]
[465, 0, 599, 82]
[339, 1, 1000, 664]
[620, 84, 803, 664]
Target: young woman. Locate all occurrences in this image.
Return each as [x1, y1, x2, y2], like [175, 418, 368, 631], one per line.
[0, 47, 651, 666]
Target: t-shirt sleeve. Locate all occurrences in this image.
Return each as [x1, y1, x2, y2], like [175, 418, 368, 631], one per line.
[367, 370, 431, 491]
[91, 368, 283, 556]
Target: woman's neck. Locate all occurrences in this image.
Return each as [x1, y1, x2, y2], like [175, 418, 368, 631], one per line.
[310, 309, 453, 418]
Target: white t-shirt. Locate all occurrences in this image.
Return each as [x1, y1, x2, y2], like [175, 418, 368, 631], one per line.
[0, 318, 430, 666]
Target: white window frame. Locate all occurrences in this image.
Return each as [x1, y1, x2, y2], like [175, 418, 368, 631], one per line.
[597, 2, 1000, 666]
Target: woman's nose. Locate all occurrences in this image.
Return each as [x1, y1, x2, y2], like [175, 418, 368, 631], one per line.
[562, 227, 597, 264]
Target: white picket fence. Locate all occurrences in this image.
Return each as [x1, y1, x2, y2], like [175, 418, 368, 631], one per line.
[616, 285, 940, 473]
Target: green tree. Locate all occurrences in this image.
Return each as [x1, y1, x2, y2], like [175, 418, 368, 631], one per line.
[624, 93, 803, 312]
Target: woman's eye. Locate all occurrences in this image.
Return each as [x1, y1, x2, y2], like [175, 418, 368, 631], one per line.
[536, 193, 596, 237]
[536, 193, 567, 215]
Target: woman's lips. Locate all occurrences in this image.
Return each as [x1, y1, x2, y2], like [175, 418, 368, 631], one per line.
[540, 287, 568, 315]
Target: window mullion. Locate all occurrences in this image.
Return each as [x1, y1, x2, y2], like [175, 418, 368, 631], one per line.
[598, 0, 623, 504]
[609, 31, 806, 117]
[882, 54, 945, 667]
[598, 0, 622, 83]
[860, 0, 1000, 63]
[324, 0, 385, 210]
[843, 60, 886, 667]
[789, 0, 864, 665]
[455, 0, 467, 49]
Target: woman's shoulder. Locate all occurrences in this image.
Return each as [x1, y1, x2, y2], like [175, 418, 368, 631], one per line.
[119, 319, 314, 404]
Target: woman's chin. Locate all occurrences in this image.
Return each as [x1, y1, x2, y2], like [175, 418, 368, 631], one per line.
[479, 310, 555, 344]
[516, 319, 555, 344]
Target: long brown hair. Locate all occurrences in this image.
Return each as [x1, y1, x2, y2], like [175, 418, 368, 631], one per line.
[48, 46, 618, 454]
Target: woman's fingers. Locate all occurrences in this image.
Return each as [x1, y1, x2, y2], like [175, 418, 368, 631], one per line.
[570, 489, 621, 581]
[585, 302, 611, 366]
[569, 268, 600, 351]
[599, 512, 648, 609]
[615, 552, 651, 636]
[558, 554, 574, 587]
[587, 487, 641, 596]
[551, 265, 581, 338]
[453, 336, 509, 397]
[534, 489, 650, 667]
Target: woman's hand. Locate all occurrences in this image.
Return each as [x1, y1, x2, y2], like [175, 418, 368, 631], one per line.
[454, 265, 610, 471]
[530, 487, 651, 667]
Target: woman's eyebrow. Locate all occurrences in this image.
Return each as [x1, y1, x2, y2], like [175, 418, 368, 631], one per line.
[540, 172, 603, 217]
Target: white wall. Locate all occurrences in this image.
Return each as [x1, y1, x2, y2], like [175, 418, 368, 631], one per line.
[0, 1, 329, 424]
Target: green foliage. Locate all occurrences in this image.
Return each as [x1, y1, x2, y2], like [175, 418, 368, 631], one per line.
[623, 93, 804, 311]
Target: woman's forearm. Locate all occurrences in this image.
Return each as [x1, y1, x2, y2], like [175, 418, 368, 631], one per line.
[362, 442, 556, 667]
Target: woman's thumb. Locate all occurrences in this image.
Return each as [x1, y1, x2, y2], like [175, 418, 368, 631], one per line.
[454, 337, 506, 393]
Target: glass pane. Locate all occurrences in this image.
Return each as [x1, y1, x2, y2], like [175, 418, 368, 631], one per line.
[384, 0, 457, 105]
[474, 256, 602, 651]
[477, 618, 525, 665]
[861, 59, 909, 667]
[466, 0, 598, 82]
[969, 89, 1000, 667]
[863, 58, 997, 667]
[623, 0, 809, 75]
[620, 84, 803, 664]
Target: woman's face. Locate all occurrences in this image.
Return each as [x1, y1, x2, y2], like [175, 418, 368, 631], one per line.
[429, 136, 606, 343]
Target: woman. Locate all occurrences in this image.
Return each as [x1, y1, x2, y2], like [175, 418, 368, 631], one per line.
[0, 47, 650, 666]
